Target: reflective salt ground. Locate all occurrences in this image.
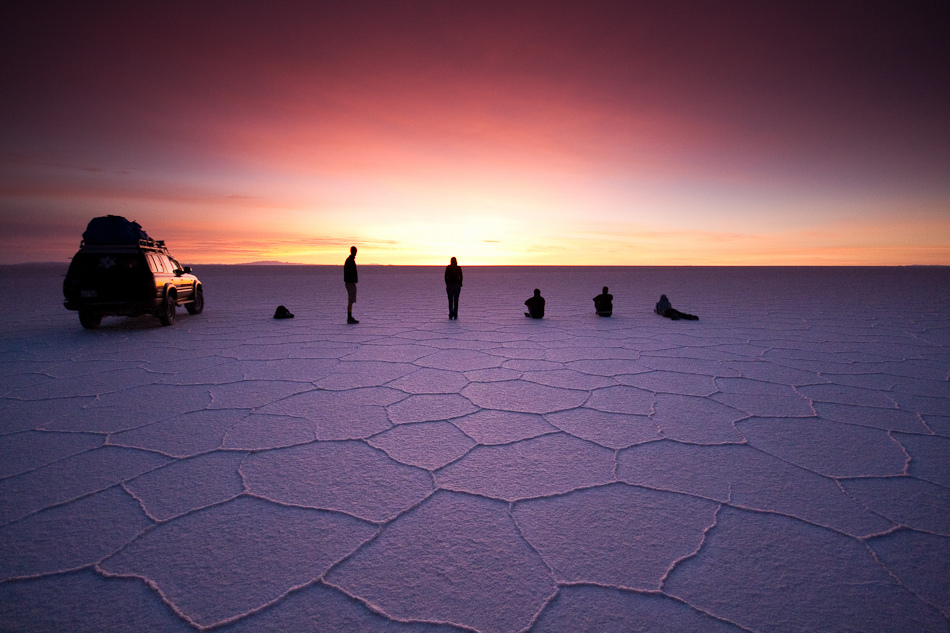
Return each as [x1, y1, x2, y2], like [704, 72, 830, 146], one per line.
[1, 264, 949, 633]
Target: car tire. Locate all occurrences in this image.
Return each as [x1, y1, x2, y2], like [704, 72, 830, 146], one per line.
[159, 290, 176, 326]
[186, 284, 204, 315]
[79, 311, 102, 329]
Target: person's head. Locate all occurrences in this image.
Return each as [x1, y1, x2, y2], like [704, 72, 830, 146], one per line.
[660, 294, 667, 301]
[534, 288, 541, 296]
[450, 257, 457, 265]
[350, 246, 357, 256]
[603, 286, 609, 294]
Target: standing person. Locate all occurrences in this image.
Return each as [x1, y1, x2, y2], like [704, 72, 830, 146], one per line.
[444, 256, 463, 319]
[344, 246, 359, 324]
[524, 288, 545, 319]
[593, 286, 613, 317]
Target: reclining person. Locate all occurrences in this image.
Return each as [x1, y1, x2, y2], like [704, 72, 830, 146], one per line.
[655, 294, 698, 320]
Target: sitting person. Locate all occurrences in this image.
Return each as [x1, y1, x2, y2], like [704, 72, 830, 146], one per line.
[593, 286, 613, 317]
[655, 294, 698, 320]
[524, 288, 545, 319]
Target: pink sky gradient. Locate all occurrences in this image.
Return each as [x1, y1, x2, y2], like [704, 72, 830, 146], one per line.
[2, 1, 948, 265]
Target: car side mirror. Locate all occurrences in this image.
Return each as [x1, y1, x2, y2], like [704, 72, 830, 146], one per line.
[183, 267, 192, 274]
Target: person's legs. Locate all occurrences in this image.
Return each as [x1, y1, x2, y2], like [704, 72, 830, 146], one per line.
[663, 308, 697, 320]
[449, 287, 460, 318]
[346, 283, 358, 323]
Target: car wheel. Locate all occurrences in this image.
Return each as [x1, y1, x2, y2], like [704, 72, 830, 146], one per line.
[159, 290, 176, 326]
[79, 311, 102, 329]
[186, 284, 204, 315]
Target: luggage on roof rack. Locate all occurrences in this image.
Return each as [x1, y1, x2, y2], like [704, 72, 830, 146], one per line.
[81, 215, 152, 246]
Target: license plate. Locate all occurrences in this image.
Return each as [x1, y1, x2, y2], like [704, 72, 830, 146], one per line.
[81, 290, 97, 298]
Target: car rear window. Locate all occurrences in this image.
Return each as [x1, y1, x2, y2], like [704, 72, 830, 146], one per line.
[70, 253, 146, 275]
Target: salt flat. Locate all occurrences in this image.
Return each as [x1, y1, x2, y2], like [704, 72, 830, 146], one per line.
[1, 264, 949, 632]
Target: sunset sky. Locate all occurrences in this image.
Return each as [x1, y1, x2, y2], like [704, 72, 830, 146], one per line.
[2, 1, 948, 265]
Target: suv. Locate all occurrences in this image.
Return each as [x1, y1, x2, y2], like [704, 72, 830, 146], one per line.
[63, 216, 204, 329]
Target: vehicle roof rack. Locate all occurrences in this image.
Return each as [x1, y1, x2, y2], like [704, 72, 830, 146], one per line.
[78, 238, 170, 254]
[139, 238, 168, 251]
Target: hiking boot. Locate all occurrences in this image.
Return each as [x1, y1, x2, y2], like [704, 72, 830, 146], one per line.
[347, 315, 359, 324]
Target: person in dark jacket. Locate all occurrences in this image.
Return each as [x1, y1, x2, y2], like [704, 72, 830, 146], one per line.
[524, 288, 545, 319]
[444, 257, 463, 319]
[344, 246, 359, 324]
[655, 294, 698, 320]
[593, 286, 613, 317]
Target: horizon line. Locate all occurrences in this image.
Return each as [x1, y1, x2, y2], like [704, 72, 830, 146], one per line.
[6, 261, 948, 268]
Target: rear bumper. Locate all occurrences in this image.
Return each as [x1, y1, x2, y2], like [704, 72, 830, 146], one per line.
[63, 299, 160, 316]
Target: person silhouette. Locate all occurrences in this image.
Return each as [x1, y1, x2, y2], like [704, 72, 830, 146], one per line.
[655, 294, 698, 320]
[524, 288, 545, 319]
[344, 246, 359, 324]
[593, 286, 613, 317]
[445, 256, 463, 319]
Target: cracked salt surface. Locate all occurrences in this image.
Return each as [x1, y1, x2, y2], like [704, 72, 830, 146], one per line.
[1, 264, 949, 632]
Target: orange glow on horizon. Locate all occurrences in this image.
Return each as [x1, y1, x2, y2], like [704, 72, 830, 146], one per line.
[5, 167, 947, 267]
[151, 212, 950, 267]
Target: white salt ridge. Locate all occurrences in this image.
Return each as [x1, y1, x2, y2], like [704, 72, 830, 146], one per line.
[0, 264, 949, 632]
